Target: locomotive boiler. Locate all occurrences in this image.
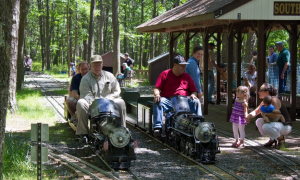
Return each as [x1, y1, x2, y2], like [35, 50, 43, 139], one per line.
[167, 96, 220, 163]
[89, 98, 136, 169]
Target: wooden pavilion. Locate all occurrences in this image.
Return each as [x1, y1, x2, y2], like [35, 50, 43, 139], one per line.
[137, 0, 300, 121]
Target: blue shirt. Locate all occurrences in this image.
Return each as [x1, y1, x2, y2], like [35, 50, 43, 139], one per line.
[71, 73, 83, 96]
[268, 52, 278, 63]
[185, 56, 202, 93]
[260, 104, 275, 113]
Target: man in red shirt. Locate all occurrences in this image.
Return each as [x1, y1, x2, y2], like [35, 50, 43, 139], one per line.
[153, 55, 202, 137]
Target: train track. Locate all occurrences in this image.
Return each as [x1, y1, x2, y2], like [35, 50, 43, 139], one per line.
[26, 73, 140, 180]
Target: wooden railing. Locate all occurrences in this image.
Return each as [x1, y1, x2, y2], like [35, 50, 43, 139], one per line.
[135, 70, 149, 77]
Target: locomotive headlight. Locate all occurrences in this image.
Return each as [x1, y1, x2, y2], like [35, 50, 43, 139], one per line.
[109, 127, 131, 148]
[194, 122, 213, 143]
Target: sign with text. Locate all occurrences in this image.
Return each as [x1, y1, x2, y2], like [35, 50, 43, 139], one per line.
[274, 2, 300, 15]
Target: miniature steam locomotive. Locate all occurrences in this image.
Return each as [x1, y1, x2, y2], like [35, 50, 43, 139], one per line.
[89, 98, 136, 169]
[167, 96, 220, 163]
[64, 98, 136, 169]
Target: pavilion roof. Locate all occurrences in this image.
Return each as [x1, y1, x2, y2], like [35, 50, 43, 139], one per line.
[137, 0, 246, 33]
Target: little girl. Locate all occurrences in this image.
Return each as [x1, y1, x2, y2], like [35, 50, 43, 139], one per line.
[229, 86, 250, 147]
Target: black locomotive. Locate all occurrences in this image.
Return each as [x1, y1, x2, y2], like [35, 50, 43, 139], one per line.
[64, 98, 136, 169]
[166, 96, 220, 163]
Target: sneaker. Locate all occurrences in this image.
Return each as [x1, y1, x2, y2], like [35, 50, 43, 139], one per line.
[153, 128, 162, 137]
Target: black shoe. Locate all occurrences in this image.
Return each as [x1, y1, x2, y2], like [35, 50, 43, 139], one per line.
[80, 135, 89, 144]
[208, 101, 215, 105]
[153, 128, 162, 137]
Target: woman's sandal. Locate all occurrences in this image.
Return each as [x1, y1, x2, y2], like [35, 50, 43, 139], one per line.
[276, 136, 285, 149]
[264, 139, 277, 147]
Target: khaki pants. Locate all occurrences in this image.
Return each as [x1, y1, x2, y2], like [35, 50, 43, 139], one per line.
[66, 97, 77, 117]
[76, 98, 126, 135]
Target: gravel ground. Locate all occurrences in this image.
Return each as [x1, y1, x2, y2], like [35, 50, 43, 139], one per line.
[216, 148, 295, 180]
[128, 126, 214, 180]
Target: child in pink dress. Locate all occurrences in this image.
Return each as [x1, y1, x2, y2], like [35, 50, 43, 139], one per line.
[230, 86, 250, 147]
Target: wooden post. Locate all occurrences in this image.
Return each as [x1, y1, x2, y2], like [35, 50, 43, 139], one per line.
[256, 20, 266, 107]
[169, 32, 174, 69]
[216, 32, 221, 104]
[203, 31, 209, 115]
[289, 23, 297, 121]
[237, 31, 242, 87]
[185, 30, 190, 61]
[226, 28, 234, 121]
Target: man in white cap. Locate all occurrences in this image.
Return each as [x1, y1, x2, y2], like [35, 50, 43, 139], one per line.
[275, 41, 290, 94]
[76, 55, 126, 142]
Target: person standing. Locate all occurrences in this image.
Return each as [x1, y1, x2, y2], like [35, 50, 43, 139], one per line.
[185, 46, 204, 99]
[206, 43, 223, 105]
[124, 53, 134, 69]
[275, 41, 290, 94]
[267, 46, 279, 87]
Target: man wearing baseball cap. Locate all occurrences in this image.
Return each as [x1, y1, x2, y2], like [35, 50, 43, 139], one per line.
[152, 55, 202, 137]
[76, 55, 127, 142]
[275, 41, 290, 93]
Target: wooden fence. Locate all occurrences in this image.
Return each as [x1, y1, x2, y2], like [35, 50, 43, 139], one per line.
[135, 70, 149, 77]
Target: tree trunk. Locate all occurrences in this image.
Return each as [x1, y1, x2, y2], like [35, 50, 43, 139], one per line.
[7, 0, 20, 114]
[244, 33, 257, 63]
[17, 0, 29, 91]
[46, 0, 50, 70]
[139, 0, 144, 70]
[0, 0, 20, 175]
[112, 0, 120, 76]
[88, 0, 96, 62]
[66, 0, 70, 76]
[150, 0, 156, 59]
[37, 0, 45, 70]
[123, 6, 127, 54]
[142, 38, 149, 67]
[50, 4, 55, 65]
[222, 33, 228, 63]
[74, 2, 78, 63]
[82, 21, 88, 61]
[158, 33, 163, 56]
[99, 0, 104, 55]
[104, 0, 110, 53]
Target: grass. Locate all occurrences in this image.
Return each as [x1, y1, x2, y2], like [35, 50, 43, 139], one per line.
[50, 89, 69, 95]
[2, 135, 62, 180]
[7, 89, 57, 126]
[32, 61, 71, 82]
